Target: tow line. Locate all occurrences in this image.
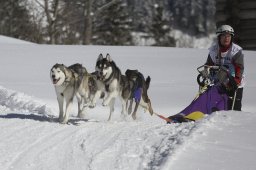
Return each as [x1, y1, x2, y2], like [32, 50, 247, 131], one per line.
[139, 104, 172, 123]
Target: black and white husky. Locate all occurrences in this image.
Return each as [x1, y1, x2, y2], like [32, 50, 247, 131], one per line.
[125, 69, 154, 119]
[95, 54, 132, 120]
[50, 63, 91, 124]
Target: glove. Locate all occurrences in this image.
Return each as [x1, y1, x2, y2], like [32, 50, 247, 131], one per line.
[223, 74, 238, 94]
[227, 74, 238, 92]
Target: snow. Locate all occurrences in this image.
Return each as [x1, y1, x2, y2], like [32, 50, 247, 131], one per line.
[171, 30, 216, 48]
[167, 111, 256, 170]
[0, 36, 255, 170]
[0, 35, 34, 44]
[132, 31, 215, 48]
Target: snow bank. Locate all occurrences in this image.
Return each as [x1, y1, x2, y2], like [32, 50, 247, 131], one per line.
[0, 86, 52, 115]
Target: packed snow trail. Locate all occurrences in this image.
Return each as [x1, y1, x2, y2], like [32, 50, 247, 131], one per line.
[0, 113, 197, 170]
[0, 86, 199, 170]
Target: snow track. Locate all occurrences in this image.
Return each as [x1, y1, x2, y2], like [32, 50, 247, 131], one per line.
[0, 86, 199, 170]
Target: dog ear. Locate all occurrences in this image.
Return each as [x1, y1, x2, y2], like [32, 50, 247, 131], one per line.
[125, 69, 129, 76]
[97, 53, 103, 62]
[106, 53, 112, 62]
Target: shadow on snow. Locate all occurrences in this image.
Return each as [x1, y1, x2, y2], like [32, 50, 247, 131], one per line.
[0, 113, 92, 125]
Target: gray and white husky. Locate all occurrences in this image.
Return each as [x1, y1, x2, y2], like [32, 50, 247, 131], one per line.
[95, 54, 132, 120]
[50, 63, 91, 124]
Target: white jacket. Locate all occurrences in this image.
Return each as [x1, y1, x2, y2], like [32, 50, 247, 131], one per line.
[206, 42, 245, 87]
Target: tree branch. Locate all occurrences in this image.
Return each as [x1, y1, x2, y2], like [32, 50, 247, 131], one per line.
[35, 0, 45, 9]
[94, 0, 120, 17]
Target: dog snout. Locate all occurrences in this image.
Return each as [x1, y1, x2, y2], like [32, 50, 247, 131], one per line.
[97, 71, 104, 77]
[52, 74, 56, 79]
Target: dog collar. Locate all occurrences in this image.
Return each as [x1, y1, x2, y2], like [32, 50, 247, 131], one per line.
[103, 71, 114, 85]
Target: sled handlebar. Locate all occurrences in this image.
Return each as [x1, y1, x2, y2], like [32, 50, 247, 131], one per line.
[197, 65, 220, 73]
[196, 65, 221, 87]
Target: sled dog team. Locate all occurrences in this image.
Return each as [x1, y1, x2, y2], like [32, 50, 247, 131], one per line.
[50, 53, 154, 124]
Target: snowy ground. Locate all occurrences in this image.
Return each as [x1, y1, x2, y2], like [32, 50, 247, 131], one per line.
[0, 36, 255, 170]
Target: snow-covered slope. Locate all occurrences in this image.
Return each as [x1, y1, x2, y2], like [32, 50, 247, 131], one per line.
[0, 35, 34, 44]
[0, 37, 255, 170]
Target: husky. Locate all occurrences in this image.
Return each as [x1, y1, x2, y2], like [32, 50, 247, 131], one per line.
[125, 69, 154, 120]
[86, 71, 105, 109]
[95, 54, 132, 120]
[50, 63, 91, 124]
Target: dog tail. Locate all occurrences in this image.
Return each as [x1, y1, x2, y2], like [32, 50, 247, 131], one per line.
[145, 76, 151, 89]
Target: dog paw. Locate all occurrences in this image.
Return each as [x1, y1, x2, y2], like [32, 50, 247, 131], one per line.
[128, 109, 132, 115]
[148, 108, 154, 115]
[84, 99, 91, 105]
[83, 103, 90, 107]
[102, 101, 109, 106]
[60, 119, 68, 124]
[132, 113, 137, 120]
[58, 116, 64, 122]
[78, 112, 86, 118]
[89, 103, 96, 108]
[59, 115, 69, 124]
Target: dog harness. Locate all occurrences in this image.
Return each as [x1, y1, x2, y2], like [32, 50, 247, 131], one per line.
[134, 88, 142, 103]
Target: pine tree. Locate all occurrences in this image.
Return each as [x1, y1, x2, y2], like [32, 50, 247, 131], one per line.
[57, 0, 84, 44]
[0, 0, 42, 42]
[149, 4, 175, 47]
[92, 0, 133, 45]
[169, 0, 215, 36]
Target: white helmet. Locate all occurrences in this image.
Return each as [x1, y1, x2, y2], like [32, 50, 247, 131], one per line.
[216, 25, 234, 36]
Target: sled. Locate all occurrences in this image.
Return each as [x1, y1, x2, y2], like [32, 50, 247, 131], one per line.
[167, 65, 229, 123]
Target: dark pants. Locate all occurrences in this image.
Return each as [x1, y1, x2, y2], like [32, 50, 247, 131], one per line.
[227, 88, 243, 111]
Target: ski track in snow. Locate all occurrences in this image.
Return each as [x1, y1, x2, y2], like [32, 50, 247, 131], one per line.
[0, 86, 200, 170]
